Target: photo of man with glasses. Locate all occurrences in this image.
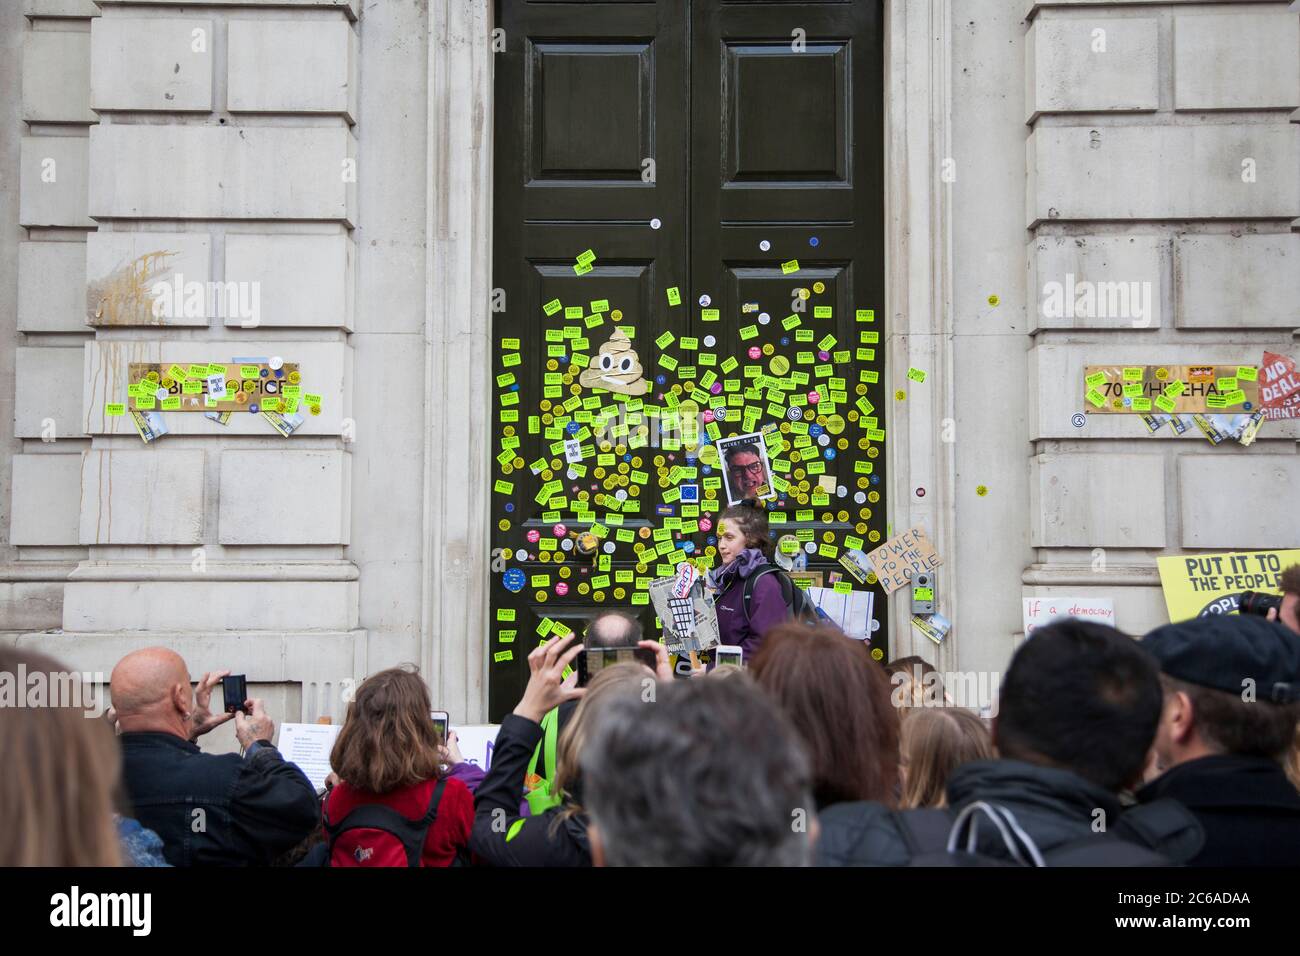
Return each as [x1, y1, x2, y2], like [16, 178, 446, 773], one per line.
[719, 433, 776, 505]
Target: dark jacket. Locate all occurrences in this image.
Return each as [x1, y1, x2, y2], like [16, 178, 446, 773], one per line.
[816, 759, 1186, 867]
[714, 569, 786, 662]
[470, 714, 591, 866]
[1136, 754, 1300, 866]
[120, 732, 320, 867]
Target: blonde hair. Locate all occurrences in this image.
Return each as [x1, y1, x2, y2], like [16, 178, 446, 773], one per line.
[550, 662, 652, 826]
[0, 646, 123, 866]
[899, 707, 994, 809]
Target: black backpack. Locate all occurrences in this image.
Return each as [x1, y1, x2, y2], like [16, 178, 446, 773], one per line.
[893, 800, 1188, 867]
[742, 563, 821, 627]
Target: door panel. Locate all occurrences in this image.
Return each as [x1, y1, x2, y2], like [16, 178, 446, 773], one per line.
[691, 1, 888, 653]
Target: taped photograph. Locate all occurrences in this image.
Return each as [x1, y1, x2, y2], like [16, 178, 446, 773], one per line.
[717, 431, 776, 505]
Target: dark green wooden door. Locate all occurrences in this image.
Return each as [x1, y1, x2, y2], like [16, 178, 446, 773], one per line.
[490, 0, 885, 721]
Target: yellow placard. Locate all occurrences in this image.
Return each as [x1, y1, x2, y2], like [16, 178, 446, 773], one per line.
[1156, 550, 1300, 621]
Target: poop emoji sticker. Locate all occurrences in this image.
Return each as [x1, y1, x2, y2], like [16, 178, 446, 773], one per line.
[579, 329, 651, 396]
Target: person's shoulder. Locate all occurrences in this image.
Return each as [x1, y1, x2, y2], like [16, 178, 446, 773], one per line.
[815, 801, 909, 867]
[440, 774, 474, 806]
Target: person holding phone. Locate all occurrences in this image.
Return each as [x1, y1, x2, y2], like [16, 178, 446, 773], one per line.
[111, 648, 319, 866]
[707, 499, 788, 664]
[322, 667, 475, 866]
[470, 633, 661, 866]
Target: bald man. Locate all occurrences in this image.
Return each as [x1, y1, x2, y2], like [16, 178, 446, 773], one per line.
[112, 648, 319, 866]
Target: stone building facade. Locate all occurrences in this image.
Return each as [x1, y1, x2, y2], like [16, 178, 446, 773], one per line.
[2, 0, 1297, 736]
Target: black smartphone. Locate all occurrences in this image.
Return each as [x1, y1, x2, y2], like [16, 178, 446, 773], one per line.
[431, 710, 449, 742]
[576, 647, 658, 687]
[220, 674, 248, 715]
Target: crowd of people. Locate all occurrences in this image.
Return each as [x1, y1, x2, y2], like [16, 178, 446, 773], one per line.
[4, 549, 1300, 867]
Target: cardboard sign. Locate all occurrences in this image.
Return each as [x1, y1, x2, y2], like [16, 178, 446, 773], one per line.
[866, 527, 942, 595]
[1157, 550, 1300, 622]
[1082, 365, 1258, 414]
[1022, 597, 1115, 636]
[1259, 352, 1300, 421]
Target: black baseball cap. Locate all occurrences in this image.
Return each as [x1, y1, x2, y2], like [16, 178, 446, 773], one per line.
[1141, 614, 1300, 704]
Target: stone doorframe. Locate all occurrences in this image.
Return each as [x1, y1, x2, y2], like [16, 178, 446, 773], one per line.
[422, 0, 957, 722]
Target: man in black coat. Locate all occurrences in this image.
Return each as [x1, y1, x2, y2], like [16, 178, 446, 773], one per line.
[112, 648, 320, 866]
[817, 620, 1201, 866]
[1136, 613, 1300, 866]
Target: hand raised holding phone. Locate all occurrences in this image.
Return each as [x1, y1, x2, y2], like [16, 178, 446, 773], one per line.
[513, 632, 585, 724]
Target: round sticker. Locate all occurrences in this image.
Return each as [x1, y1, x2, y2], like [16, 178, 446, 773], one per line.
[770, 355, 790, 376]
[786, 406, 803, 421]
[268, 356, 284, 371]
[759, 240, 771, 251]
[748, 346, 762, 360]
[553, 523, 568, 537]
[650, 218, 662, 230]
[826, 414, 845, 435]
[698, 294, 711, 307]
[809, 237, 819, 247]
[555, 582, 569, 596]
[155, 387, 169, 401]
[976, 485, 989, 497]
[758, 312, 770, 325]
[526, 529, 540, 543]
[703, 335, 716, 347]
[813, 281, 825, 294]
[503, 568, 526, 593]
[560, 538, 574, 551]
[699, 518, 712, 532]
[807, 391, 820, 404]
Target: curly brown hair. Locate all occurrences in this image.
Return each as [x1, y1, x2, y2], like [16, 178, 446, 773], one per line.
[1279, 563, 1300, 598]
[719, 499, 773, 558]
[331, 665, 443, 794]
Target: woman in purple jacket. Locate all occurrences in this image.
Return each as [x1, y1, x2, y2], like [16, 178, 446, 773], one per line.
[707, 499, 788, 663]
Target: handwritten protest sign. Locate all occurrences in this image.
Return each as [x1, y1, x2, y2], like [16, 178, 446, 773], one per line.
[1157, 550, 1300, 622]
[1022, 597, 1115, 637]
[865, 526, 942, 595]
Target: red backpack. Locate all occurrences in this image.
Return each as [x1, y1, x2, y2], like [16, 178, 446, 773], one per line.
[323, 779, 448, 867]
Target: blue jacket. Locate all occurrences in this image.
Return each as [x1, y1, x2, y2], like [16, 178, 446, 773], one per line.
[119, 732, 319, 866]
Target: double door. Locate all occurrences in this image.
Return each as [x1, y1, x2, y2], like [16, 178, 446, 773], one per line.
[489, 0, 885, 719]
